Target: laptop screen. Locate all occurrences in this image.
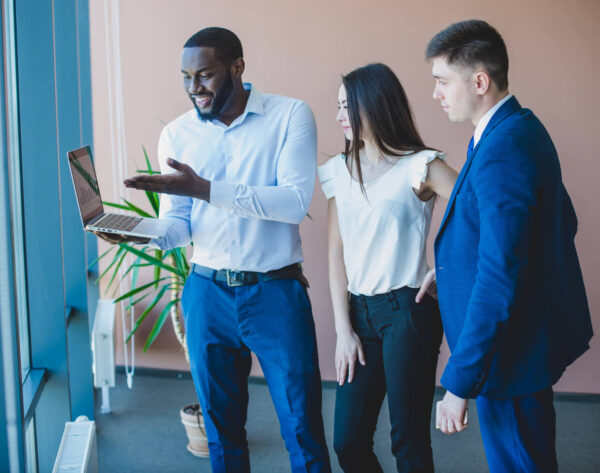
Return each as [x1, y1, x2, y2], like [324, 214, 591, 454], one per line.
[67, 146, 104, 225]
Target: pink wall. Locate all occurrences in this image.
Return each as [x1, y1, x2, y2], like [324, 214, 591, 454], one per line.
[90, 0, 600, 393]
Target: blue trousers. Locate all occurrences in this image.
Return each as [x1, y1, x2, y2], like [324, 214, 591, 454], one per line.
[181, 271, 331, 473]
[476, 388, 558, 473]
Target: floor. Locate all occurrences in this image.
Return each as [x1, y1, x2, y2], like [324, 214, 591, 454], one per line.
[95, 372, 600, 472]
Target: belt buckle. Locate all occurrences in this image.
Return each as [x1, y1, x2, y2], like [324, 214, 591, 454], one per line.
[226, 270, 246, 287]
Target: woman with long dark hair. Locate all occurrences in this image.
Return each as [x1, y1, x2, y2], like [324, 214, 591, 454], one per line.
[318, 63, 457, 472]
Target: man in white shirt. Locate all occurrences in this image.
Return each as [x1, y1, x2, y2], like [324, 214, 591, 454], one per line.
[123, 27, 331, 473]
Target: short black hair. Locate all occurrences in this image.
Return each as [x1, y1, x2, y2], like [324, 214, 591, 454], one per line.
[184, 27, 243, 64]
[426, 19, 509, 91]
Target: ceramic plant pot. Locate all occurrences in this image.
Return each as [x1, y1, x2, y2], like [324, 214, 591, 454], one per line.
[180, 403, 210, 458]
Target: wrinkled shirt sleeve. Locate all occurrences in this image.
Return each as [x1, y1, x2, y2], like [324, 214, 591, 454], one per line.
[149, 128, 193, 250]
[209, 101, 317, 224]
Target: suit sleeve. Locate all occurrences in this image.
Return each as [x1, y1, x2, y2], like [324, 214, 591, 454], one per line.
[440, 137, 539, 398]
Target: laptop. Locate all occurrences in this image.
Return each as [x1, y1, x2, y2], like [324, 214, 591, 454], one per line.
[67, 145, 172, 239]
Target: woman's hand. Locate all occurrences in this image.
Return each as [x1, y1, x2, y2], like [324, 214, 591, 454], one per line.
[335, 329, 366, 386]
[416, 268, 437, 302]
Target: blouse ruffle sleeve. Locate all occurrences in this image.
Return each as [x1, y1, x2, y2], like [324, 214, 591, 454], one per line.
[317, 155, 339, 199]
[410, 150, 446, 190]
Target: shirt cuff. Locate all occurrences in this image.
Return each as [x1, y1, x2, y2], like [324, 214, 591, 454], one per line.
[210, 181, 235, 210]
[147, 238, 162, 250]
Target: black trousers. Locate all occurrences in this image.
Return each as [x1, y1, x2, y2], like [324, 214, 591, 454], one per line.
[333, 287, 442, 473]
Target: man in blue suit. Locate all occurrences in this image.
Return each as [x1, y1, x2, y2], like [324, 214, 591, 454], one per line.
[422, 20, 593, 472]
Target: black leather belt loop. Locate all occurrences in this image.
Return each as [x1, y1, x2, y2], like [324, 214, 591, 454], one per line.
[192, 263, 309, 288]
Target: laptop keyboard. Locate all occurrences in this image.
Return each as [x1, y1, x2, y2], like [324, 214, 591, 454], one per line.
[95, 214, 143, 232]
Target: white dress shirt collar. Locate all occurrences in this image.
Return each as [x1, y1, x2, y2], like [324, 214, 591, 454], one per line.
[473, 94, 513, 146]
[208, 83, 264, 129]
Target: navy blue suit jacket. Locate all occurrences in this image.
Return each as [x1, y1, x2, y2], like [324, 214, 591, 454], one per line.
[435, 96, 593, 399]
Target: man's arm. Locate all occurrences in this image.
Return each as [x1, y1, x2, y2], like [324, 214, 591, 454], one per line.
[125, 101, 317, 225]
[149, 129, 193, 250]
[441, 136, 539, 399]
[209, 101, 317, 223]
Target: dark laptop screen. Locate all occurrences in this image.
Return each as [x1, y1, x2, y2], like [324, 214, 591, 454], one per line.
[67, 146, 104, 224]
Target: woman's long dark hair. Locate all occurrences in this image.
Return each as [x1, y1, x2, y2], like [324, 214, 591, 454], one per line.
[342, 63, 434, 195]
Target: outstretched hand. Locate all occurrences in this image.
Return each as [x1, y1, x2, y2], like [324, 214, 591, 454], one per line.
[124, 158, 210, 201]
[416, 268, 437, 303]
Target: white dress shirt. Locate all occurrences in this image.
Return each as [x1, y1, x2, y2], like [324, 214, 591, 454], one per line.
[151, 83, 317, 272]
[318, 150, 444, 296]
[473, 94, 513, 146]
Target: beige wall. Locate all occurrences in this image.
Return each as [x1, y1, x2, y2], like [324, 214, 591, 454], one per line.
[90, 0, 600, 393]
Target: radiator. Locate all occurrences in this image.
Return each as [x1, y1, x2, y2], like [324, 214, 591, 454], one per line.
[52, 417, 97, 473]
[91, 299, 116, 389]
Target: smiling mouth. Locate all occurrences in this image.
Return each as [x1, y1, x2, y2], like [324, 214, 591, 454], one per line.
[193, 94, 213, 109]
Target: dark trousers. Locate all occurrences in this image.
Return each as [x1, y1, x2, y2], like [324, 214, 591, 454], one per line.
[333, 287, 443, 473]
[477, 388, 558, 473]
[181, 272, 331, 473]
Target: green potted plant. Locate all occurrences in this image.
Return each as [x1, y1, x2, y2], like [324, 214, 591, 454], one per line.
[94, 148, 208, 458]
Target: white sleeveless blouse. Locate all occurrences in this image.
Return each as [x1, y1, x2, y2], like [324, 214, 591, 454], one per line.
[318, 150, 445, 296]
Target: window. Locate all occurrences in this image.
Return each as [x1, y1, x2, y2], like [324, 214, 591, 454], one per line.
[0, 1, 97, 470]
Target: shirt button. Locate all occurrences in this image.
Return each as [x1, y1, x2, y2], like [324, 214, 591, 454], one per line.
[438, 266, 444, 270]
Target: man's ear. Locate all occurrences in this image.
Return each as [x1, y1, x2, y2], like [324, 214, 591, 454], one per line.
[230, 57, 245, 78]
[473, 70, 491, 96]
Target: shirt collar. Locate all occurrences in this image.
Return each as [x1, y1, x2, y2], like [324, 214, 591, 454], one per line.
[222, 83, 264, 129]
[473, 93, 513, 146]
[198, 82, 265, 128]
[243, 82, 264, 116]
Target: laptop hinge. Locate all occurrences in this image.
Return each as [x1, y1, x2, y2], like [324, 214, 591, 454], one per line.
[86, 212, 105, 226]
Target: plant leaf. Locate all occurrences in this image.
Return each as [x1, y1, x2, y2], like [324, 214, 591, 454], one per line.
[103, 201, 140, 213]
[142, 146, 159, 175]
[104, 249, 128, 293]
[123, 254, 143, 305]
[113, 277, 170, 303]
[121, 253, 141, 279]
[124, 283, 171, 343]
[120, 199, 153, 218]
[88, 245, 116, 271]
[171, 247, 189, 279]
[153, 249, 162, 288]
[118, 243, 182, 276]
[96, 245, 126, 284]
[142, 298, 179, 352]
[145, 190, 160, 217]
[125, 291, 151, 310]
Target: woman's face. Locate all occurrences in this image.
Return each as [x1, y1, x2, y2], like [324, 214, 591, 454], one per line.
[336, 84, 352, 141]
[337, 83, 372, 143]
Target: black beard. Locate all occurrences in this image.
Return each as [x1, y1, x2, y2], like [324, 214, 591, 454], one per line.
[193, 72, 234, 121]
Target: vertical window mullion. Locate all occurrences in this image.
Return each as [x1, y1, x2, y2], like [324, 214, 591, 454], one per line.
[0, 1, 26, 471]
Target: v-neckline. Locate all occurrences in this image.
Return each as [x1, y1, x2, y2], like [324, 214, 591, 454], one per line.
[343, 153, 408, 186]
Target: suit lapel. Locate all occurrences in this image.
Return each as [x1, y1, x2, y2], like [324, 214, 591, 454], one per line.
[435, 97, 522, 242]
[436, 142, 477, 240]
